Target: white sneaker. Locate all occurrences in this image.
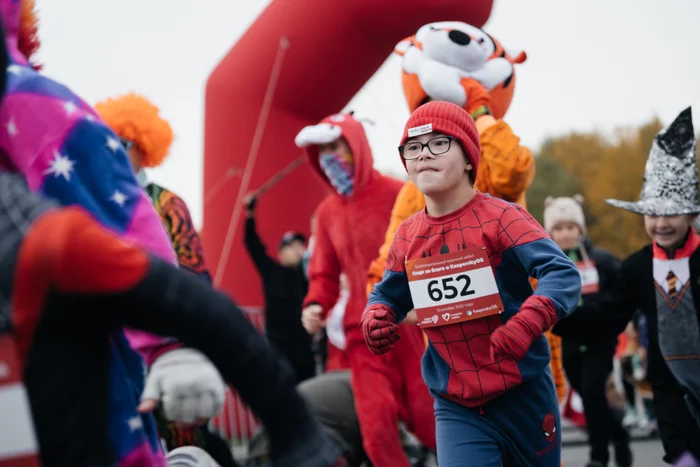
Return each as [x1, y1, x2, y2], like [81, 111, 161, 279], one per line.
[622, 408, 637, 427]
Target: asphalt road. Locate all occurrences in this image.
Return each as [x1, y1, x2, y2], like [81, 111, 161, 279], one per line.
[562, 439, 665, 466]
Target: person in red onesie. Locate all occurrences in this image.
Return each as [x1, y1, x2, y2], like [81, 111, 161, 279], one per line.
[361, 101, 581, 467]
[294, 112, 436, 467]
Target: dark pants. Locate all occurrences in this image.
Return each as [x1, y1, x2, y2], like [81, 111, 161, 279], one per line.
[267, 332, 316, 384]
[562, 340, 630, 465]
[653, 382, 700, 464]
[434, 369, 561, 467]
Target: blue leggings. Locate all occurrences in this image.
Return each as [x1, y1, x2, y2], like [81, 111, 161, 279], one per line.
[434, 370, 561, 467]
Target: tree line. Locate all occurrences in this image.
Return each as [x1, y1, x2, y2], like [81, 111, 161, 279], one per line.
[528, 117, 700, 258]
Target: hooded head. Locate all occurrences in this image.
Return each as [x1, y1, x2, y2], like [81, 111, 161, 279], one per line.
[295, 113, 374, 198]
[394, 22, 526, 118]
[2, 0, 41, 69]
[95, 93, 174, 173]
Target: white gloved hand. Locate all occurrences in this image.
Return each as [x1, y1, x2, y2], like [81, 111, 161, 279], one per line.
[167, 446, 221, 466]
[168, 446, 220, 467]
[139, 348, 226, 424]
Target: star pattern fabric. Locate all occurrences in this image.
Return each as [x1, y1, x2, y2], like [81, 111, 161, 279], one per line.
[0, 60, 182, 363]
[0, 62, 175, 259]
[0, 60, 176, 466]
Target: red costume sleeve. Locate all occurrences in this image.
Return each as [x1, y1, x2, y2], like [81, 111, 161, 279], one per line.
[12, 207, 151, 355]
[302, 206, 341, 316]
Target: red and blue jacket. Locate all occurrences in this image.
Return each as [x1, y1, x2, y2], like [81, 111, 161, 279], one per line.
[366, 192, 581, 407]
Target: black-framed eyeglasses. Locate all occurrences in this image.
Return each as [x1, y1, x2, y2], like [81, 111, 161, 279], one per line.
[120, 138, 134, 151]
[398, 136, 455, 161]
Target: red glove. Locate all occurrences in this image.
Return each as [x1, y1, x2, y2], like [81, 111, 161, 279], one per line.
[490, 296, 558, 361]
[459, 78, 492, 117]
[360, 306, 400, 355]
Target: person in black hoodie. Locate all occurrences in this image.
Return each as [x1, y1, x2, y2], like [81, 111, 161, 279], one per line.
[243, 193, 316, 383]
[545, 195, 632, 467]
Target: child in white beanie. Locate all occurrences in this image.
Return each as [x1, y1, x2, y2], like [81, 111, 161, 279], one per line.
[546, 195, 633, 467]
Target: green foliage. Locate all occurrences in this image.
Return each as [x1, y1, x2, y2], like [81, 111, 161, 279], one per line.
[528, 154, 582, 226]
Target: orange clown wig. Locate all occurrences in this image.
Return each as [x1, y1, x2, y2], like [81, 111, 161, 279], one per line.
[95, 93, 174, 168]
[18, 0, 41, 69]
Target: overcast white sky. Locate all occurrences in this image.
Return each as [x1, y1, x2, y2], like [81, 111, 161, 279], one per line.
[37, 0, 700, 227]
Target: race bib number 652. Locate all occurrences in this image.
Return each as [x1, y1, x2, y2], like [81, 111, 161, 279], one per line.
[406, 248, 504, 328]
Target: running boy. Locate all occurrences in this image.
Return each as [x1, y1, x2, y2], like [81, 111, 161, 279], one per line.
[361, 101, 581, 467]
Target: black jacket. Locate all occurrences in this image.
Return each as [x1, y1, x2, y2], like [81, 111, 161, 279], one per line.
[553, 238, 620, 347]
[557, 240, 700, 463]
[244, 217, 314, 381]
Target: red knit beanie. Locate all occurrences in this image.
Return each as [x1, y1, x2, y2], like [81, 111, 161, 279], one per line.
[399, 101, 481, 180]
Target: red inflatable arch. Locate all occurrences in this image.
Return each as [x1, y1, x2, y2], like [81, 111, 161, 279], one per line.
[203, 0, 493, 306]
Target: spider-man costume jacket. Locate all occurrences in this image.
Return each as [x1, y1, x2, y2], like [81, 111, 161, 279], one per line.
[0, 173, 343, 467]
[365, 192, 581, 408]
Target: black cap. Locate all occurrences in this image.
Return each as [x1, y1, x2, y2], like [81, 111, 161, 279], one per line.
[279, 231, 306, 250]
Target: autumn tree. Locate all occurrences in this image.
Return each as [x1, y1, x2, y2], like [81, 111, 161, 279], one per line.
[531, 118, 671, 258]
[528, 152, 582, 226]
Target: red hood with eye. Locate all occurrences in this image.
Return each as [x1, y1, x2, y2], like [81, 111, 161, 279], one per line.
[295, 113, 376, 197]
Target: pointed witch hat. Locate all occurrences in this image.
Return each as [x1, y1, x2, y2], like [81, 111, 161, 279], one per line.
[606, 107, 700, 216]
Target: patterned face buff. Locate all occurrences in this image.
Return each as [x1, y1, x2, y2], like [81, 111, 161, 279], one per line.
[319, 152, 354, 197]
